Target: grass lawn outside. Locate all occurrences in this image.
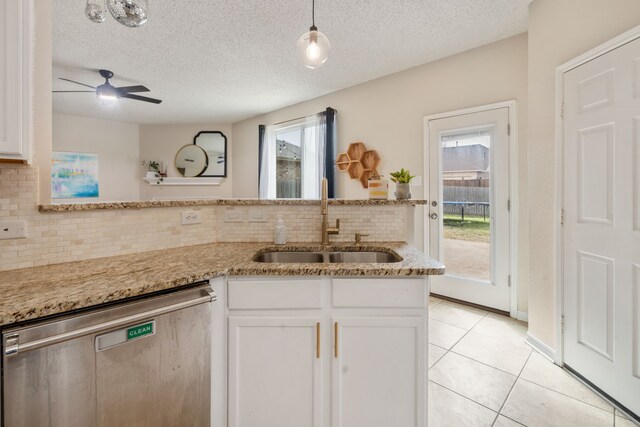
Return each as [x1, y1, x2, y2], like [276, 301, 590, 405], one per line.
[443, 214, 490, 243]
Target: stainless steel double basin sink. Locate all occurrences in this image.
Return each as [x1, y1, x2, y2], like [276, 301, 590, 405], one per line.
[253, 250, 403, 264]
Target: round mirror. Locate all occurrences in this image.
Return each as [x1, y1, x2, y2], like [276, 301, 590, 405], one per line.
[175, 144, 208, 177]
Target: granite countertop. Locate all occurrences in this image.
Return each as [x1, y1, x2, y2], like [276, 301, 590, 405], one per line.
[39, 198, 428, 212]
[0, 242, 444, 326]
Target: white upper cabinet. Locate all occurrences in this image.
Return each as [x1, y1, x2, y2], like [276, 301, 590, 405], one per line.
[0, 0, 32, 162]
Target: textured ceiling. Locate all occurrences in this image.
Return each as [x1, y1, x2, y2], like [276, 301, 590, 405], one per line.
[52, 0, 531, 124]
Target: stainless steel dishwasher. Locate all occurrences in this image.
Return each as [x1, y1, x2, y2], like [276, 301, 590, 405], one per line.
[1, 283, 215, 427]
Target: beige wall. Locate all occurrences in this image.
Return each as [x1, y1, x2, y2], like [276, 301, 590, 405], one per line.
[139, 123, 233, 200]
[232, 33, 530, 313]
[527, 0, 640, 349]
[53, 113, 140, 202]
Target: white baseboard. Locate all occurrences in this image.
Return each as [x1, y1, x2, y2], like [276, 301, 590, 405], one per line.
[526, 332, 556, 362]
[516, 311, 528, 322]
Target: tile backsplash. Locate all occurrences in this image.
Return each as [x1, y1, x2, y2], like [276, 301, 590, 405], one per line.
[0, 164, 409, 271]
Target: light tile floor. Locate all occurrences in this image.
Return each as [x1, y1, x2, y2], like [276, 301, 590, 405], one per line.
[428, 296, 637, 427]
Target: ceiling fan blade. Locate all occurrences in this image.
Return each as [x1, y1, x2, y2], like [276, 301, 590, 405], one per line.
[116, 85, 150, 94]
[59, 77, 96, 89]
[52, 90, 95, 93]
[121, 93, 163, 104]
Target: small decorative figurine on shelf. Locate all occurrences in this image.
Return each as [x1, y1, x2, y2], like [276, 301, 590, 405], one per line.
[367, 172, 389, 200]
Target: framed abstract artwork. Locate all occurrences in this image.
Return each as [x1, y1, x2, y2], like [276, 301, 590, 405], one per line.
[51, 152, 99, 198]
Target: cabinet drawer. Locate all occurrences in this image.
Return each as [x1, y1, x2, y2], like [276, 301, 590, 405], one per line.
[228, 279, 323, 310]
[332, 278, 427, 308]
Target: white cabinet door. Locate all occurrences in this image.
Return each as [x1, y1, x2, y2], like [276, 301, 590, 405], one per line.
[228, 317, 323, 427]
[0, 0, 31, 160]
[332, 317, 426, 427]
[563, 35, 640, 415]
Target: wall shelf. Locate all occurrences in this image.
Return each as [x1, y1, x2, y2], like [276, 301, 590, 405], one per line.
[143, 177, 224, 186]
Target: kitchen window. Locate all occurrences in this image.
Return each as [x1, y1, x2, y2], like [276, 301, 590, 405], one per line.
[258, 108, 336, 199]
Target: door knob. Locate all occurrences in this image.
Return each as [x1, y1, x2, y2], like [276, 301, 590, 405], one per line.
[430, 213, 438, 219]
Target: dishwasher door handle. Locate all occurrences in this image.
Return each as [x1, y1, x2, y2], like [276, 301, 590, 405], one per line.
[4, 289, 216, 357]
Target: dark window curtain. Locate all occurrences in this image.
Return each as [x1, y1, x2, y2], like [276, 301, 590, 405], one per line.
[258, 124, 265, 192]
[324, 107, 337, 198]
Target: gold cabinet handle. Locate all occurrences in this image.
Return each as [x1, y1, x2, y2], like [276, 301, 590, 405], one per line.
[334, 321, 339, 358]
[316, 322, 321, 359]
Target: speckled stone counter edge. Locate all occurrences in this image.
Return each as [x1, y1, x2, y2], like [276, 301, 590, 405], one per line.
[39, 198, 428, 212]
[0, 242, 444, 326]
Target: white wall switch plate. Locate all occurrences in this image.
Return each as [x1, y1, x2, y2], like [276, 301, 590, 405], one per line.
[0, 220, 26, 239]
[181, 211, 201, 225]
[248, 208, 267, 222]
[224, 208, 244, 223]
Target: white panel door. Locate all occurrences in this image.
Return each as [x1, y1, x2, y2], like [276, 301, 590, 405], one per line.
[331, 317, 426, 427]
[228, 317, 323, 427]
[563, 35, 640, 416]
[427, 108, 511, 311]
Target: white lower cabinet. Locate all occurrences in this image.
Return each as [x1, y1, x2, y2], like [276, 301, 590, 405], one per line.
[228, 317, 323, 427]
[332, 317, 426, 427]
[226, 277, 428, 427]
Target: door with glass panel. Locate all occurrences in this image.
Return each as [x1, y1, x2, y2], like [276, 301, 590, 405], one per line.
[427, 108, 511, 311]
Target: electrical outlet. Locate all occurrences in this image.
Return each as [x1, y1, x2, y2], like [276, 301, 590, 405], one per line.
[248, 208, 267, 222]
[181, 211, 201, 225]
[0, 220, 27, 239]
[224, 208, 244, 223]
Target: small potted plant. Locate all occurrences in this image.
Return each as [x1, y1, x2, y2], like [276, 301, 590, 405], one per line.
[144, 161, 160, 179]
[389, 168, 415, 200]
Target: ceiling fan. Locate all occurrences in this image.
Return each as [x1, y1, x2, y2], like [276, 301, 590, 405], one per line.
[53, 69, 162, 104]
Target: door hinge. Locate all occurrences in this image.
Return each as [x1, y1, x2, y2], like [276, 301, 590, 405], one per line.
[560, 209, 565, 226]
[561, 315, 565, 333]
[507, 275, 511, 287]
[561, 102, 565, 120]
[507, 199, 511, 211]
[507, 123, 511, 136]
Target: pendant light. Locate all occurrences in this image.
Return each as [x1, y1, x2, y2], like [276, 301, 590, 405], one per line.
[297, 0, 331, 69]
[107, 0, 148, 27]
[85, 0, 148, 27]
[85, 0, 107, 23]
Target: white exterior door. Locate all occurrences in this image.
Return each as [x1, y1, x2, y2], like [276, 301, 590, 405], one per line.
[563, 36, 640, 416]
[331, 317, 426, 427]
[227, 317, 323, 427]
[427, 108, 511, 311]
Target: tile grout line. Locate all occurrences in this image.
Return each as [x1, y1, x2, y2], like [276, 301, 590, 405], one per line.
[429, 379, 500, 416]
[448, 347, 527, 377]
[492, 350, 534, 426]
[516, 377, 616, 417]
[429, 296, 530, 426]
[428, 296, 533, 426]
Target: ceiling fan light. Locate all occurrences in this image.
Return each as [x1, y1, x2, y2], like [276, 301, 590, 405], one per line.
[106, 0, 148, 28]
[96, 83, 118, 105]
[297, 28, 330, 69]
[97, 94, 118, 106]
[85, 0, 107, 23]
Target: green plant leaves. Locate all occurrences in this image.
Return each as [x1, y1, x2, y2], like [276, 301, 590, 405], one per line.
[389, 168, 415, 183]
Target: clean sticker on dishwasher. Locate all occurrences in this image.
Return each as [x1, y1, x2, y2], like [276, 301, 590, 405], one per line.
[95, 320, 156, 352]
[127, 322, 154, 340]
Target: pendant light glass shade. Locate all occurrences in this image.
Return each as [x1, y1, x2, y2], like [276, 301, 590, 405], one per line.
[297, 26, 331, 69]
[85, 0, 107, 23]
[106, 0, 148, 27]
